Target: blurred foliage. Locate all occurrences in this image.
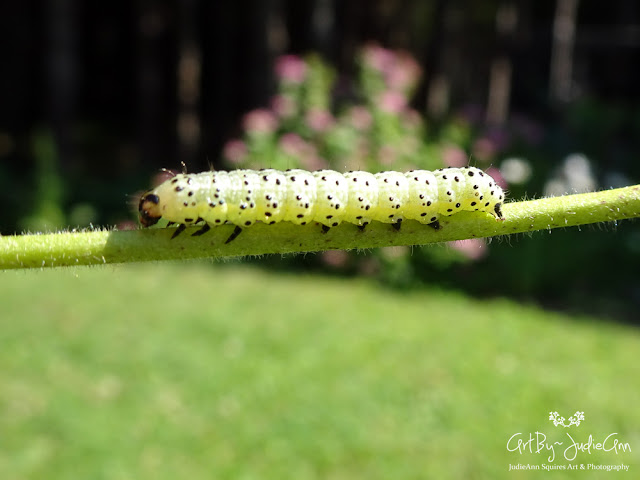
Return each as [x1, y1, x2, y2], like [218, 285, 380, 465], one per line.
[19, 130, 66, 233]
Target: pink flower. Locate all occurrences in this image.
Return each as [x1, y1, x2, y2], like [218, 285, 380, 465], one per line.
[361, 45, 421, 93]
[378, 91, 407, 114]
[279, 133, 308, 156]
[386, 51, 421, 92]
[274, 55, 307, 84]
[223, 139, 248, 165]
[441, 145, 468, 168]
[321, 250, 350, 269]
[270, 94, 297, 118]
[347, 106, 373, 130]
[305, 109, 335, 133]
[242, 109, 278, 135]
[278, 133, 327, 171]
[449, 238, 487, 261]
[361, 43, 395, 73]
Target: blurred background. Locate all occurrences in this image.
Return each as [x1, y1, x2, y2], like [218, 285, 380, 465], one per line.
[1, 1, 640, 478]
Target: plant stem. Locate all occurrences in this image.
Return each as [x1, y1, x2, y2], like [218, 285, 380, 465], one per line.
[1, 185, 639, 270]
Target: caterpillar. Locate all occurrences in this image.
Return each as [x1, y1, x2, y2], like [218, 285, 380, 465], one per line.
[138, 167, 505, 242]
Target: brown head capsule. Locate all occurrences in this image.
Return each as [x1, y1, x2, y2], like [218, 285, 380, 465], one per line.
[138, 193, 162, 227]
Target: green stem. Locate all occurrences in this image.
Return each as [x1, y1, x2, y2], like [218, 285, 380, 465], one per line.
[2, 185, 639, 270]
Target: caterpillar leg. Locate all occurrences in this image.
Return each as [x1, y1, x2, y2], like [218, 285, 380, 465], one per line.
[171, 224, 187, 239]
[225, 225, 243, 244]
[494, 203, 504, 219]
[192, 224, 211, 237]
[392, 220, 402, 232]
[321, 225, 331, 234]
[427, 220, 441, 230]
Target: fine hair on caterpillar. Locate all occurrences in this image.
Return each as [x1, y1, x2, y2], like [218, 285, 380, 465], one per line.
[138, 167, 505, 243]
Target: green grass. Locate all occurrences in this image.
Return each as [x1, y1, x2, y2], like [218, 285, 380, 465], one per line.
[1, 263, 638, 479]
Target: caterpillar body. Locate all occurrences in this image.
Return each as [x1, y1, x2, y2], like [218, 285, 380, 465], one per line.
[138, 167, 505, 242]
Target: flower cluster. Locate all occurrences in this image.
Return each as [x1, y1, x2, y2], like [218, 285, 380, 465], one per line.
[222, 46, 436, 176]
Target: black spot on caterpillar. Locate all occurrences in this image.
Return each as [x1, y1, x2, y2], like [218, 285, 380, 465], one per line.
[138, 167, 505, 242]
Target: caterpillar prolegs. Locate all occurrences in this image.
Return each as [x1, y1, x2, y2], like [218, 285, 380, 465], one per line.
[138, 167, 505, 242]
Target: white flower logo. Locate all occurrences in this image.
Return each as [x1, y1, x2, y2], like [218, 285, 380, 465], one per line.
[549, 411, 585, 427]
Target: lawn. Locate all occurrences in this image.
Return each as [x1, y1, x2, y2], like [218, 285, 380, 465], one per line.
[1, 262, 638, 479]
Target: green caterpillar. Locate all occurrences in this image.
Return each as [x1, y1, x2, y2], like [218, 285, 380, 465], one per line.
[139, 167, 505, 242]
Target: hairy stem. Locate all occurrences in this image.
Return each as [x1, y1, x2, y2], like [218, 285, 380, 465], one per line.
[1, 185, 639, 270]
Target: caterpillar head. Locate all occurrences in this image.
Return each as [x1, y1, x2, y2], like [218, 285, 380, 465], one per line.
[138, 174, 201, 227]
[138, 192, 162, 227]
